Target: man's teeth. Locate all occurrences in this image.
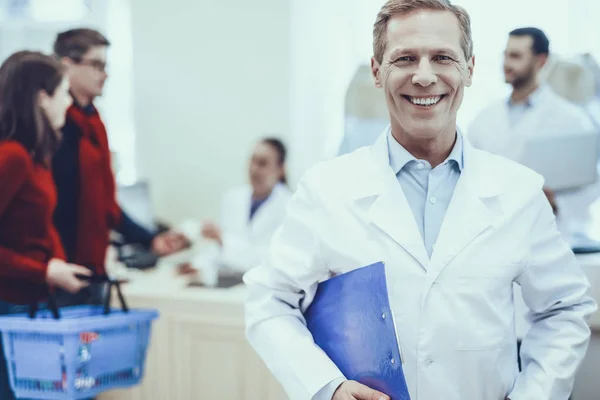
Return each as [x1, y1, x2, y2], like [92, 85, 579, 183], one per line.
[409, 96, 441, 106]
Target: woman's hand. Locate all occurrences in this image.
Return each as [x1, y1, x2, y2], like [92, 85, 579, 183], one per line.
[201, 222, 222, 246]
[46, 259, 92, 293]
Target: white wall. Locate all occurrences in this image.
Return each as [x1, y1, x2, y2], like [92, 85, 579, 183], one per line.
[288, 0, 355, 182]
[131, 0, 291, 224]
[289, 0, 379, 181]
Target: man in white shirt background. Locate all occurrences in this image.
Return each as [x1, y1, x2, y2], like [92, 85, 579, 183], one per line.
[244, 1, 596, 399]
[468, 27, 597, 237]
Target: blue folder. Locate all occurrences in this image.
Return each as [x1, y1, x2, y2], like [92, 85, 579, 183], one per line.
[304, 262, 410, 400]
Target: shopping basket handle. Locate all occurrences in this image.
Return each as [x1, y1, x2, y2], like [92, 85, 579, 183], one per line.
[28, 274, 129, 319]
[102, 276, 129, 315]
[28, 292, 60, 320]
[77, 273, 129, 315]
[76, 273, 111, 283]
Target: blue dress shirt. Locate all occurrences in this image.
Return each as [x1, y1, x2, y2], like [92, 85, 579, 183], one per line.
[506, 85, 544, 127]
[387, 129, 464, 257]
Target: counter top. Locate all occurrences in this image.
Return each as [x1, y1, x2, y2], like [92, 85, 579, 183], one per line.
[118, 264, 246, 304]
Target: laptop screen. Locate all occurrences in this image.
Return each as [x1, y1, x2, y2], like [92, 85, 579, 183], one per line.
[116, 181, 156, 232]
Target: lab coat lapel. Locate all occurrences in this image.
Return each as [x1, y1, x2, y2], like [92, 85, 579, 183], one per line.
[427, 141, 499, 282]
[249, 184, 282, 233]
[239, 187, 253, 233]
[353, 132, 430, 270]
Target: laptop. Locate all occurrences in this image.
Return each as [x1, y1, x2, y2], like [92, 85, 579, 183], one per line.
[116, 181, 157, 232]
[519, 130, 600, 192]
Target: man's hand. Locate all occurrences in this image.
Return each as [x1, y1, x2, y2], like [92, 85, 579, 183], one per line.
[201, 222, 222, 246]
[543, 187, 558, 215]
[332, 381, 390, 400]
[152, 231, 190, 256]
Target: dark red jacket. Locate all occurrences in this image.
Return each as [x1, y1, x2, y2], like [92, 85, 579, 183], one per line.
[0, 140, 65, 304]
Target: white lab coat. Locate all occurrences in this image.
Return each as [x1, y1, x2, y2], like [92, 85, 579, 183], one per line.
[468, 85, 594, 160]
[244, 132, 596, 400]
[467, 85, 597, 237]
[198, 183, 292, 272]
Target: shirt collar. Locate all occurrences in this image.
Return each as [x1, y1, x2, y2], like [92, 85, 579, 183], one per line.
[387, 128, 464, 174]
[69, 92, 96, 115]
[507, 84, 547, 108]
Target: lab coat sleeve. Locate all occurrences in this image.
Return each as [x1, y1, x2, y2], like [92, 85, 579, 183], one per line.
[243, 173, 346, 400]
[216, 189, 261, 271]
[219, 233, 266, 272]
[509, 191, 597, 400]
[314, 377, 346, 400]
[219, 189, 238, 233]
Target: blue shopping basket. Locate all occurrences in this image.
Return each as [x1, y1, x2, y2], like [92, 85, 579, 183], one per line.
[0, 276, 159, 399]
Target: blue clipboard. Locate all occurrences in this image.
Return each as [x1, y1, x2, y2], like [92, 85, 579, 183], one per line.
[304, 262, 410, 400]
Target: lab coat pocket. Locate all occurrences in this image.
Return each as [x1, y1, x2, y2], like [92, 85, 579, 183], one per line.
[456, 341, 517, 400]
[439, 275, 514, 351]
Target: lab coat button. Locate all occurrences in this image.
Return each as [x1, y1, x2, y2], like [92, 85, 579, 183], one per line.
[429, 197, 437, 204]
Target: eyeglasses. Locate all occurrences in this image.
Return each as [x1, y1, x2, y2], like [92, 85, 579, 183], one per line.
[75, 58, 107, 72]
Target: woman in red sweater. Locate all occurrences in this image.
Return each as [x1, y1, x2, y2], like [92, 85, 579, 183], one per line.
[0, 51, 92, 399]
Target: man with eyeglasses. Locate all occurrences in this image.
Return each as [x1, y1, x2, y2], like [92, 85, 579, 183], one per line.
[51, 29, 189, 306]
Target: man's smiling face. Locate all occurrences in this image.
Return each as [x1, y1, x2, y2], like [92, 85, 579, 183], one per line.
[371, 9, 474, 142]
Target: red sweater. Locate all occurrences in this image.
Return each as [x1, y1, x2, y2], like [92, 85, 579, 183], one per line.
[0, 140, 65, 304]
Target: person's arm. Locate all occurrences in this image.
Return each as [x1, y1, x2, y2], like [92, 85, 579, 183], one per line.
[244, 172, 346, 400]
[201, 188, 262, 270]
[0, 145, 27, 216]
[49, 227, 66, 261]
[117, 208, 190, 256]
[219, 234, 264, 272]
[115, 208, 156, 246]
[508, 191, 597, 399]
[0, 247, 49, 283]
[0, 146, 48, 283]
[220, 231, 292, 273]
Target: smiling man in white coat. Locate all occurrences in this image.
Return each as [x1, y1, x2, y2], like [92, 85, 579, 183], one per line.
[244, 1, 597, 399]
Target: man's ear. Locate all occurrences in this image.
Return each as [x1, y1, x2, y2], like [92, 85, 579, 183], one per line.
[59, 56, 75, 69]
[536, 54, 548, 71]
[371, 57, 383, 88]
[464, 55, 475, 87]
